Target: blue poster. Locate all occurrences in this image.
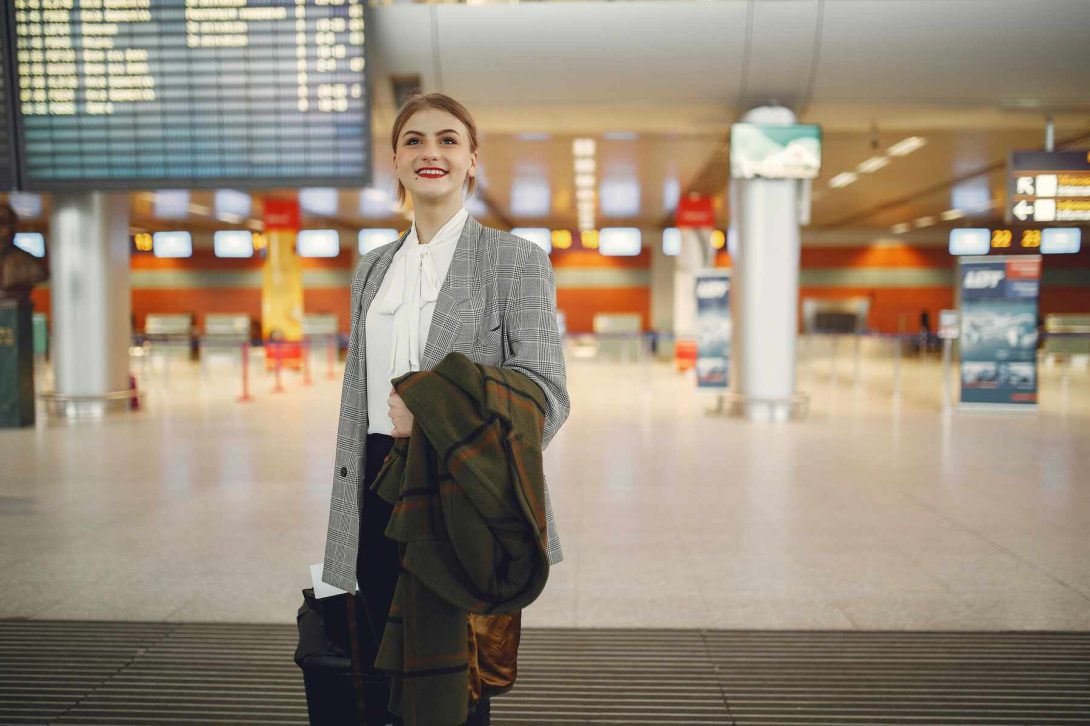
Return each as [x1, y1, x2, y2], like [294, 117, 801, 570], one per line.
[959, 256, 1040, 407]
[694, 270, 731, 388]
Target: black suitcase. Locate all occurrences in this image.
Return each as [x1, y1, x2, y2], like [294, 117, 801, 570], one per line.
[294, 588, 388, 726]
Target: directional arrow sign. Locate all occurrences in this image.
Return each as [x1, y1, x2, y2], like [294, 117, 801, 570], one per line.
[1016, 176, 1035, 195]
[1013, 200, 1033, 221]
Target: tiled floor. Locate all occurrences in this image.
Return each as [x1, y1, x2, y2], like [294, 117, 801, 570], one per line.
[2, 340, 1089, 630]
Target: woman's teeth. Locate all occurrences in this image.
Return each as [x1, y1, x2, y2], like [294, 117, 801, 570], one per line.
[417, 169, 447, 177]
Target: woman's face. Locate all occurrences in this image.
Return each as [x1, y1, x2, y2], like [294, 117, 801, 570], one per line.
[393, 108, 477, 207]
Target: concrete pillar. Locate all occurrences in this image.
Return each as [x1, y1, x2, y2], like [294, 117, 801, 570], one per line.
[730, 105, 804, 421]
[48, 192, 132, 417]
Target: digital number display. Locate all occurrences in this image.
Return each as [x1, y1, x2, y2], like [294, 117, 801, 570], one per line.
[7, 0, 371, 191]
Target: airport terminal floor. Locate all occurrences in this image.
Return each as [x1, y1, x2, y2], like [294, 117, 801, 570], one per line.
[3, 347, 1090, 724]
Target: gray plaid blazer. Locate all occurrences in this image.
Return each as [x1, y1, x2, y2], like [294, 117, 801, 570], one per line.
[322, 216, 570, 593]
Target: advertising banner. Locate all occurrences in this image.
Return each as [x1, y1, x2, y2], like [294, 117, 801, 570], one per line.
[958, 256, 1041, 408]
[694, 270, 731, 388]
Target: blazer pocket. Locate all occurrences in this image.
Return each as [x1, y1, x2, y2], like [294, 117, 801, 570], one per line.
[471, 314, 504, 362]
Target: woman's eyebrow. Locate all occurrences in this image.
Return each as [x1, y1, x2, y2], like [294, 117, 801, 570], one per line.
[402, 129, 461, 138]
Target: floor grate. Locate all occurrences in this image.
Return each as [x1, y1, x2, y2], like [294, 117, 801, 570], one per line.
[2, 621, 1088, 725]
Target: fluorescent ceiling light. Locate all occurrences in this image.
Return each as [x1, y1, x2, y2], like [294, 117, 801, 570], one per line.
[662, 227, 681, 256]
[187, 203, 210, 216]
[940, 209, 965, 221]
[572, 138, 596, 157]
[359, 228, 399, 256]
[300, 188, 338, 217]
[13, 232, 45, 257]
[599, 227, 641, 256]
[576, 188, 596, 202]
[297, 229, 340, 258]
[510, 227, 552, 254]
[574, 158, 596, 174]
[891, 223, 911, 234]
[575, 173, 596, 189]
[913, 216, 935, 228]
[213, 230, 254, 258]
[152, 231, 193, 258]
[154, 190, 190, 219]
[599, 177, 641, 217]
[857, 156, 889, 174]
[662, 177, 680, 212]
[887, 136, 927, 157]
[510, 177, 551, 217]
[215, 189, 251, 219]
[829, 172, 858, 188]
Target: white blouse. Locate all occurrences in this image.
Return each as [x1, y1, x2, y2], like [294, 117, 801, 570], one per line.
[365, 207, 468, 435]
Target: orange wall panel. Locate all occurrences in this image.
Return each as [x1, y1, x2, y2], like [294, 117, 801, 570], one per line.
[556, 288, 650, 333]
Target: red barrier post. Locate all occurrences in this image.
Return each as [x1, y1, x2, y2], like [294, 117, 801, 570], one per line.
[301, 337, 313, 386]
[238, 341, 253, 402]
[271, 340, 285, 393]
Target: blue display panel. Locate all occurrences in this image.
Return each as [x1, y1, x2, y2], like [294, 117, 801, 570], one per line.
[6, 0, 370, 191]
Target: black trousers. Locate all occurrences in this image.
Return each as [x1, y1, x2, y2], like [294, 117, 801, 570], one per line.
[355, 434, 490, 726]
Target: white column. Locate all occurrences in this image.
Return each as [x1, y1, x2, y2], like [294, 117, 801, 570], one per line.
[49, 192, 131, 416]
[730, 105, 803, 421]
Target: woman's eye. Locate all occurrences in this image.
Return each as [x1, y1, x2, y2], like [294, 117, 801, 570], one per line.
[441, 138, 456, 144]
[405, 138, 418, 145]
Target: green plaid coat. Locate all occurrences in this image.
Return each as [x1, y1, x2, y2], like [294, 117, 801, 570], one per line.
[370, 353, 551, 726]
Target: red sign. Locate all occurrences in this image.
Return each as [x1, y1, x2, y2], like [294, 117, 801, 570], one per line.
[676, 195, 714, 228]
[264, 198, 300, 231]
[1006, 256, 1041, 280]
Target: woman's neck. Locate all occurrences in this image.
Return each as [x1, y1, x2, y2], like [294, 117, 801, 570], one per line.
[412, 195, 464, 245]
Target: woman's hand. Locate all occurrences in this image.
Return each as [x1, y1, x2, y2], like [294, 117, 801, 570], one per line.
[388, 389, 413, 438]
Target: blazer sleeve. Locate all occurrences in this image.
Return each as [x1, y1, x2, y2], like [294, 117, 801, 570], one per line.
[502, 242, 570, 448]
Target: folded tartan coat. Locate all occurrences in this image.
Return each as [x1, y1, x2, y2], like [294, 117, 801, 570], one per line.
[370, 351, 552, 726]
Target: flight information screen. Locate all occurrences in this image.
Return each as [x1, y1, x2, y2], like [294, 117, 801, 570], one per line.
[7, 0, 371, 191]
[0, 10, 19, 190]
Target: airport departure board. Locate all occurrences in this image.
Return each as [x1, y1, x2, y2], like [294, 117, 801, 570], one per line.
[6, 0, 371, 191]
[0, 10, 19, 190]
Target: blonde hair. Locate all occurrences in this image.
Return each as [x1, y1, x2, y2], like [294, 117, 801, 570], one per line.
[391, 92, 479, 207]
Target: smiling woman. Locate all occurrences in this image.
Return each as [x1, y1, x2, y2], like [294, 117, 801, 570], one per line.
[321, 91, 570, 726]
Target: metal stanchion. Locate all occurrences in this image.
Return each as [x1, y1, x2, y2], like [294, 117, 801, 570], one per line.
[941, 337, 953, 411]
[852, 331, 862, 387]
[892, 333, 902, 401]
[830, 333, 839, 385]
[271, 341, 285, 393]
[325, 334, 337, 380]
[238, 341, 253, 403]
[301, 337, 313, 386]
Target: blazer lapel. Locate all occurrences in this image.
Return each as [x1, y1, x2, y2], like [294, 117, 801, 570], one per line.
[420, 216, 481, 370]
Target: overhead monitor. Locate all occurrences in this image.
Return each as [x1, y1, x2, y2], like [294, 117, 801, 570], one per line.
[599, 227, 641, 257]
[152, 231, 192, 258]
[949, 228, 991, 256]
[730, 123, 822, 180]
[358, 228, 399, 256]
[13, 231, 44, 257]
[0, 10, 18, 190]
[1041, 228, 1081, 255]
[297, 229, 339, 258]
[213, 230, 255, 258]
[510, 228, 552, 254]
[7, 0, 371, 191]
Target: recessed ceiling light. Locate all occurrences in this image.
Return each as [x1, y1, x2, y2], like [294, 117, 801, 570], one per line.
[887, 136, 927, 157]
[914, 216, 935, 228]
[574, 158, 596, 174]
[575, 174, 596, 189]
[857, 156, 890, 174]
[940, 209, 965, 221]
[572, 138, 596, 157]
[829, 172, 858, 188]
